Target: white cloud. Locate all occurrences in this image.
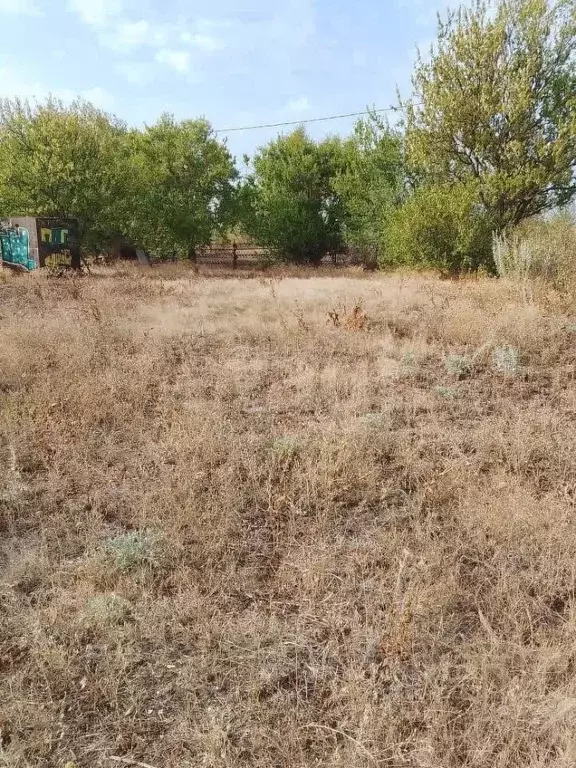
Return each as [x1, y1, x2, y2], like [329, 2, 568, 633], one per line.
[0, 69, 114, 108]
[0, 68, 43, 99]
[193, 1, 316, 82]
[68, 0, 315, 87]
[187, 33, 224, 53]
[116, 61, 153, 85]
[103, 19, 151, 50]
[196, 18, 234, 34]
[286, 96, 310, 113]
[0, 0, 42, 16]
[68, 0, 228, 84]
[68, 0, 123, 27]
[103, 22, 224, 55]
[155, 49, 191, 74]
[43, 86, 115, 109]
[78, 86, 115, 109]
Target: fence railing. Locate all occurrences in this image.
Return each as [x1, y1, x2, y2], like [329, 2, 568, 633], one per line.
[150, 243, 380, 269]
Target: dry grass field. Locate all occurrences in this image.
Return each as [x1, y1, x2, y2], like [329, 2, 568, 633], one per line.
[3, 265, 576, 767]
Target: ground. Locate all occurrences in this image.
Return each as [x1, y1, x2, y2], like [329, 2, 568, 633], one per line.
[2, 265, 576, 767]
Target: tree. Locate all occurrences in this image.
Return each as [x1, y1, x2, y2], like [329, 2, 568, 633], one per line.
[384, 183, 493, 272]
[403, 0, 576, 232]
[0, 97, 127, 250]
[333, 114, 405, 248]
[122, 115, 238, 259]
[242, 128, 345, 263]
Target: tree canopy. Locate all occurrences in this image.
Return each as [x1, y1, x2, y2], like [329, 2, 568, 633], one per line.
[121, 116, 238, 259]
[333, 114, 405, 249]
[0, 102, 238, 257]
[241, 128, 346, 263]
[403, 0, 576, 232]
[0, 98, 126, 250]
[241, 119, 405, 263]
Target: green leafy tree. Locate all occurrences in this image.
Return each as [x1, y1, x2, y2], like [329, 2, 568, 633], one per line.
[0, 97, 127, 250]
[384, 183, 493, 273]
[334, 114, 405, 248]
[242, 128, 346, 263]
[403, 0, 576, 231]
[122, 115, 238, 259]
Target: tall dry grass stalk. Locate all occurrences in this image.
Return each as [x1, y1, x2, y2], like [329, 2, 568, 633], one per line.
[2, 264, 576, 767]
[493, 217, 576, 294]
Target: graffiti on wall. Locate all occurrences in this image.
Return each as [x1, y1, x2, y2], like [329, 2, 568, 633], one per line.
[40, 227, 69, 245]
[1, 218, 79, 270]
[0, 226, 36, 270]
[38, 222, 74, 267]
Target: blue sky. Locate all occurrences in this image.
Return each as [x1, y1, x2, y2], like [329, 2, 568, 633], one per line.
[0, 0, 455, 161]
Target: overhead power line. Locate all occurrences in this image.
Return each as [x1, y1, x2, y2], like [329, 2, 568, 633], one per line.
[214, 104, 415, 134]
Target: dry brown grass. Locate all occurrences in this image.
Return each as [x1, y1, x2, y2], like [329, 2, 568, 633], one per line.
[2, 264, 576, 767]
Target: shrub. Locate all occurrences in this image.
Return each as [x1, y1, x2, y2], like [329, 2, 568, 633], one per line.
[383, 184, 493, 273]
[444, 354, 472, 378]
[492, 346, 520, 376]
[492, 232, 534, 282]
[492, 215, 576, 290]
[104, 530, 161, 572]
[359, 412, 387, 428]
[82, 594, 134, 626]
[435, 385, 457, 399]
[398, 350, 419, 379]
[272, 436, 302, 459]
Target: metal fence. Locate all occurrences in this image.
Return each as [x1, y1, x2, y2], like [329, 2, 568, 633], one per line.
[152, 242, 380, 269]
[195, 243, 270, 268]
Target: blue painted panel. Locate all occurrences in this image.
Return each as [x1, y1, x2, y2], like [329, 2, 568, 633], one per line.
[0, 227, 35, 270]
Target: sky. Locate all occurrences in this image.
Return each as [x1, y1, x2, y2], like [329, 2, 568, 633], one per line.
[0, 0, 456, 161]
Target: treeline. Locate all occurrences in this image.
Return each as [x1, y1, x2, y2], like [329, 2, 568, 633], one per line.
[0, 0, 574, 271]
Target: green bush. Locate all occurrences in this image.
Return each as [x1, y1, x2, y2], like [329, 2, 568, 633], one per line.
[383, 184, 493, 273]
